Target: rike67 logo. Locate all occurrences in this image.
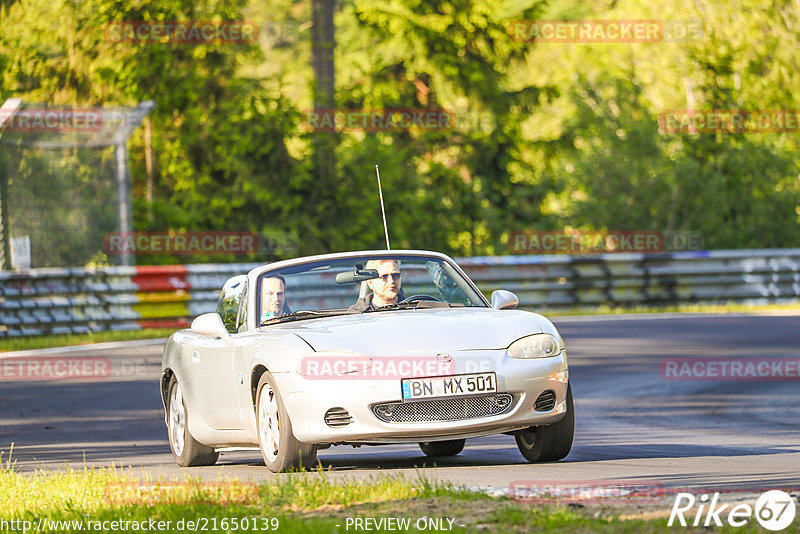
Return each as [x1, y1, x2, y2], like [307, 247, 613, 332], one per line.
[669, 490, 797, 530]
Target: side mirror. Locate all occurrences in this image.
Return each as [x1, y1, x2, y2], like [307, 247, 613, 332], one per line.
[191, 313, 230, 339]
[491, 290, 519, 310]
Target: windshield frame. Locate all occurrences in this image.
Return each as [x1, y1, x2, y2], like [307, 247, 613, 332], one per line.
[246, 250, 489, 330]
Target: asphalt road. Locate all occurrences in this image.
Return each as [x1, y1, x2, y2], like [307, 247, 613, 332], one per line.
[1, 314, 799, 494]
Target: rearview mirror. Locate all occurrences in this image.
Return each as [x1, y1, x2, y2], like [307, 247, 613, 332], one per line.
[335, 268, 379, 284]
[191, 313, 231, 339]
[491, 290, 519, 310]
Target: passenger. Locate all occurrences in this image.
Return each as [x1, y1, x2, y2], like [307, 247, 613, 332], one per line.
[261, 274, 290, 322]
[348, 259, 405, 312]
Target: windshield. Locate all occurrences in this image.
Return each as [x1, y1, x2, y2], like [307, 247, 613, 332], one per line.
[256, 255, 487, 325]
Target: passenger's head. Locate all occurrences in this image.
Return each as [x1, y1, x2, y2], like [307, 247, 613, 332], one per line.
[366, 259, 402, 305]
[262, 274, 286, 316]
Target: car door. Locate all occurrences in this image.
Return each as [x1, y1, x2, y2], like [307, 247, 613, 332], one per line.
[185, 334, 242, 430]
[231, 280, 259, 434]
[186, 283, 248, 430]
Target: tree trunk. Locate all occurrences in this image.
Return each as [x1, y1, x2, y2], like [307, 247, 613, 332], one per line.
[311, 0, 337, 245]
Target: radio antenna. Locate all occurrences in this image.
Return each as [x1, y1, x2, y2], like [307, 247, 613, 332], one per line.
[375, 164, 391, 250]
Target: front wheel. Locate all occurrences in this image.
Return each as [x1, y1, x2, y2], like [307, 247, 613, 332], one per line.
[256, 372, 317, 472]
[515, 384, 574, 462]
[419, 439, 465, 457]
[167, 376, 219, 467]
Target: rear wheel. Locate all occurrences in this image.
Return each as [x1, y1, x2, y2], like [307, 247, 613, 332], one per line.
[515, 384, 574, 462]
[256, 372, 317, 472]
[419, 439, 466, 457]
[167, 376, 219, 467]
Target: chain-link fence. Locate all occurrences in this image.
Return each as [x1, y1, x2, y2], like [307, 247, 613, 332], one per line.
[0, 100, 154, 270]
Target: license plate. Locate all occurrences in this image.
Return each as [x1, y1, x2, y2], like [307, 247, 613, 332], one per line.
[401, 372, 497, 401]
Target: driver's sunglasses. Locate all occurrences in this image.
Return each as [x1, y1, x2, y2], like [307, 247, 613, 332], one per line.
[379, 272, 402, 282]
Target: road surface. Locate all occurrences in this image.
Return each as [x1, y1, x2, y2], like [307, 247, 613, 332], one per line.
[1, 314, 798, 494]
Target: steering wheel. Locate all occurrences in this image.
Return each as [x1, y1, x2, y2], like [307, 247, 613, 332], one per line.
[399, 294, 441, 304]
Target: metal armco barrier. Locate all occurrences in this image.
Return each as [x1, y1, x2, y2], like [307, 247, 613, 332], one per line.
[0, 263, 259, 338]
[459, 249, 800, 308]
[0, 266, 141, 337]
[0, 249, 798, 338]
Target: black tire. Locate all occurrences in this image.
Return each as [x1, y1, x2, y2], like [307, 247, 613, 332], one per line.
[419, 439, 466, 457]
[515, 383, 574, 462]
[167, 376, 219, 467]
[256, 372, 317, 472]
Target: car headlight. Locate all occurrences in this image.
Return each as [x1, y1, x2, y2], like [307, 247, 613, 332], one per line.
[507, 334, 562, 359]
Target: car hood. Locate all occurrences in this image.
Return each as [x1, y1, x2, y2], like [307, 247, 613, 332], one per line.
[285, 308, 543, 355]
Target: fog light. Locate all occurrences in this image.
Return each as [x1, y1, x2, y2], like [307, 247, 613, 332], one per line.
[496, 395, 512, 410]
[374, 405, 394, 419]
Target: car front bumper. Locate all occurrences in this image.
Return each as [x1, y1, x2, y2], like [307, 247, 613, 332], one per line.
[273, 350, 570, 444]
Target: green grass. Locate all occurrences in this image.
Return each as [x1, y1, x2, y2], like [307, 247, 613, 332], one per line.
[1, 301, 797, 353]
[537, 301, 800, 317]
[0, 329, 173, 353]
[0, 459, 776, 533]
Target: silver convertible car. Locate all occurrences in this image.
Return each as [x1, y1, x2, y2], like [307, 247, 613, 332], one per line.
[160, 250, 573, 472]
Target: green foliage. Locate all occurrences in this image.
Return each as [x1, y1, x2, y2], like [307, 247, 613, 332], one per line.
[535, 0, 800, 249]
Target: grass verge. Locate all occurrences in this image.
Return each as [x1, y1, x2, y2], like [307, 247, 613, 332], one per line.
[0, 460, 774, 533]
[537, 301, 800, 317]
[0, 329, 173, 353]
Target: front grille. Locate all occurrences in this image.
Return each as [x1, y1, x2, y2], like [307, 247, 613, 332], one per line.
[534, 390, 556, 411]
[372, 393, 514, 423]
[324, 407, 353, 427]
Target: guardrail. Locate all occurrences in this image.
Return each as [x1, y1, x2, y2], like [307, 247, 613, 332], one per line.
[461, 249, 800, 308]
[0, 249, 798, 338]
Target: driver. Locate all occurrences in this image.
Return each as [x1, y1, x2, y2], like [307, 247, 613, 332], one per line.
[348, 259, 404, 312]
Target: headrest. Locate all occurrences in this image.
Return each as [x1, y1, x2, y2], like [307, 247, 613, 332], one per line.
[358, 280, 371, 299]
